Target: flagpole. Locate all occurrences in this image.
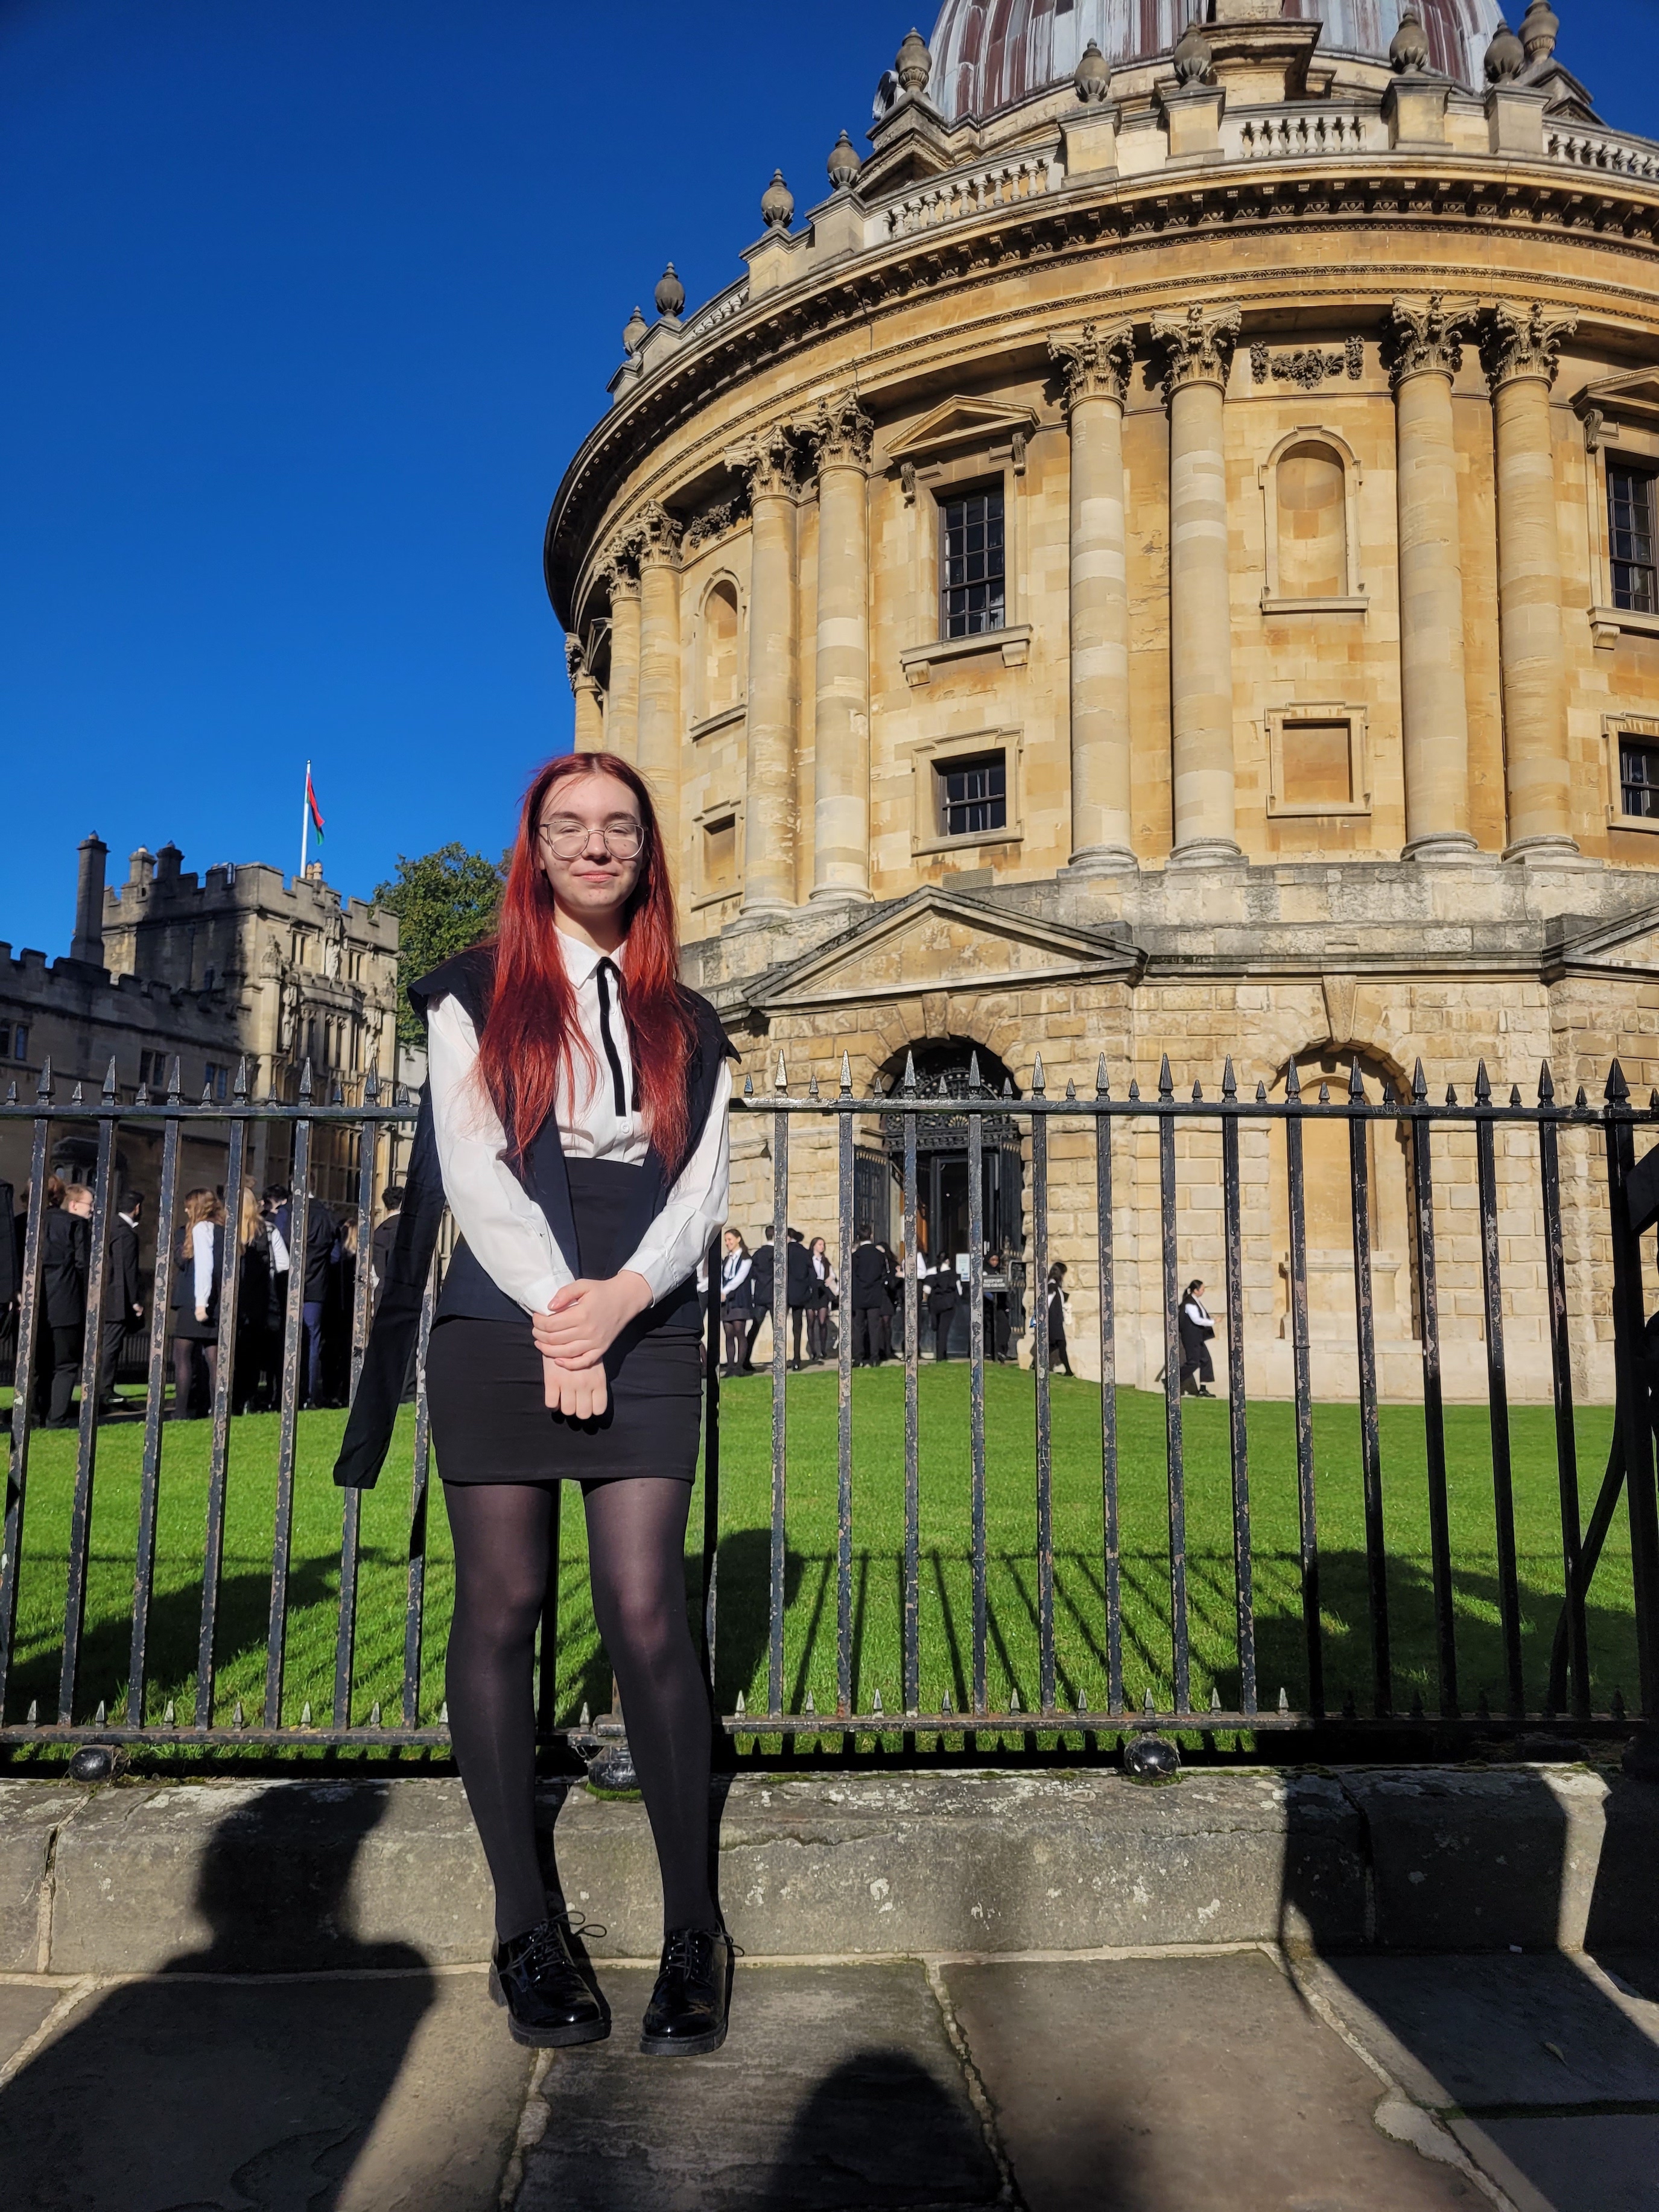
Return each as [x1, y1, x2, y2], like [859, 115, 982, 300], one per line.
[300, 759, 311, 878]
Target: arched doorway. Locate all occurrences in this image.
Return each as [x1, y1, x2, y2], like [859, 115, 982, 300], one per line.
[871, 1039, 1024, 1268]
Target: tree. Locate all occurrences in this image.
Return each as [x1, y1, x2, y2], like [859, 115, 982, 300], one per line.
[373, 844, 504, 1046]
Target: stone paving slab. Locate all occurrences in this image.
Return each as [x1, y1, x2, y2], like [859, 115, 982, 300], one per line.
[516, 1963, 1003, 2211]
[0, 1966, 531, 2212]
[0, 1977, 63, 2066]
[1448, 2114, 1659, 2212]
[943, 1953, 1480, 2210]
[1299, 1950, 1659, 2109]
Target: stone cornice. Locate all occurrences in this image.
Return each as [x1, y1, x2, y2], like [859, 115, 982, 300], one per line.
[1148, 300, 1243, 396]
[1386, 293, 1479, 389]
[1048, 320, 1136, 411]
[1480, 298, 1579, 390]
[548, 158, 1659, 620]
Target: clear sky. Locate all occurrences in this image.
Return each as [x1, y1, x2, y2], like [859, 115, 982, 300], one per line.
[2, 1, 1654, 955]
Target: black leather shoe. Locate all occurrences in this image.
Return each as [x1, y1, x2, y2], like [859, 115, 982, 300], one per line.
[639, 1926, 732, 2057]
[489, 1915, 610, 2049]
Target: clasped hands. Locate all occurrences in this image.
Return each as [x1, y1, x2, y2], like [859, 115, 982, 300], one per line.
[532, 1270, 653, 1420]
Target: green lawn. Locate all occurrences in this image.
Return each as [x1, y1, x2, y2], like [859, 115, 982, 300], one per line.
[1, 1367, 1635, 1735]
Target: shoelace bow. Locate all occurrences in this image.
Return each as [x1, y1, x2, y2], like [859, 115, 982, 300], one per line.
[515, 1908, 606, 1976]
[659, 1928, 740, 1975]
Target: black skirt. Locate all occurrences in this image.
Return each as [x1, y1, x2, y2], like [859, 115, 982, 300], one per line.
[428, 1158, 704, 1486]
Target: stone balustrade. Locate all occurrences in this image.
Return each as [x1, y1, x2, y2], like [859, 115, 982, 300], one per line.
[876, 149, 1061, 242]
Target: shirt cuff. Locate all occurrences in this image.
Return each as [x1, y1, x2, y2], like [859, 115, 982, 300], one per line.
[625, 1251, 677, 1306]
[520, 1271, 563, 1317]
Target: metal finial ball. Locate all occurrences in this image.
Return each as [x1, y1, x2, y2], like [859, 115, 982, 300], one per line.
[1123, 1734, 1181, 1784]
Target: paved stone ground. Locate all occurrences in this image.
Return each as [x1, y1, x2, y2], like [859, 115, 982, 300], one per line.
[1, 1947, 1655, 2210]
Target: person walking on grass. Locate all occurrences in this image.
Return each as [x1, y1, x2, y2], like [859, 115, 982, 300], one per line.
[1178, 1278, 1216, 1397]
[97, 1189, 144, 1413]
[719, 1228, 753, 1376]
[171, 1188, 225, 1419]
[37, 1177, 89, 1428]
[849, 1223, 887, 1366]
[927, 1255, 960, 1362]
[743, 1225, 774, 1373]
[785, 1225, 814, 1371]
[1045, 1261, 1074, 1378]
[336, 750, 736, 2061]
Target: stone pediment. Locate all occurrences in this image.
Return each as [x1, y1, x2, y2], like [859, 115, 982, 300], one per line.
[885, 396, 1041, 469]
[1546, 901, 1659, 975]
[744, 889, 1140, 1015]
[1576, 368, 1659, 433]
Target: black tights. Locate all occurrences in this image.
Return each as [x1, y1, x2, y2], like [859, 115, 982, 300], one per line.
[443, 1477, 715, 1943]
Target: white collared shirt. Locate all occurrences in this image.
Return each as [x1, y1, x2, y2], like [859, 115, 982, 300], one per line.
[427, 931, 730, 1316]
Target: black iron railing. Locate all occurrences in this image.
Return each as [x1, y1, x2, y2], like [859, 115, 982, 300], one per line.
[1, 1047, 1656, 1765]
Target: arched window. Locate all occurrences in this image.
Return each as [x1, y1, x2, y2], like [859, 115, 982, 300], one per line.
[702, 579, 740, 716]
[1260, 427, 1365, 612]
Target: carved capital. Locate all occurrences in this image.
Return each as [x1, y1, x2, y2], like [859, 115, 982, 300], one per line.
[725, 419, 800, 500]
[1480, 299, 1578, 391]
[599, 539, 642, 601]
[804, 389, 875, 473]
[1049, 320, 1135, 412]
[1148, 300, 1243, 398]
[1386, 293, 1478, 390]
[635, 499, 683, 568]
[564, 632, 585, 683]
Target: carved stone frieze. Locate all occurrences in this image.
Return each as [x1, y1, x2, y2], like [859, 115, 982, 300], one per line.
[1480, 300, 1579, 391]
[1149, 300, 1243, 396]
[1249, 336, 1365, 388]
[1386, 294, 1479, 390]
[1048, 320, 1136, 412]
[684, 486, 752, 550]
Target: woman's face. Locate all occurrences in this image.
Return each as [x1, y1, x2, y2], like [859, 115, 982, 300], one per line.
[811, 1238, 825, 1257]
[537, 772, 644, 929]
[724, 1231, 740, 1255]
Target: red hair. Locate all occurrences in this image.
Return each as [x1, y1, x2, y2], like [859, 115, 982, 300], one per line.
[476, 752, 696, 1174]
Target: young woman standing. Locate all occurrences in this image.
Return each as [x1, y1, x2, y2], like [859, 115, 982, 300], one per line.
[718, 1229, 752, 1377]
[337, 752, 735, 2058]
[171, 1188, 225, 1420]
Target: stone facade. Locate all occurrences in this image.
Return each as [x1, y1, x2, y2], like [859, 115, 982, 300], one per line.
[0, 836, 402, 1219]
[544, 2, 1659, 1401]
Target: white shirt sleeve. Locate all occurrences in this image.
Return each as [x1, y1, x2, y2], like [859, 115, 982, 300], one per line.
[723, 1254, 751, 1299]
[621, 1063, 731, 1305]
[428, 993, 567, 1316]
[192, 1221, 215, 1309]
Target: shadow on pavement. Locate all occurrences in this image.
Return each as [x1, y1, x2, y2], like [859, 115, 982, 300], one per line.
[755, 2046, 1002, 2210]
[0, 1784, 436, 2212]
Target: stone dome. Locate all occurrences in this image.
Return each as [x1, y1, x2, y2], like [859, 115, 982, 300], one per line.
[927, 0, 1510, 119]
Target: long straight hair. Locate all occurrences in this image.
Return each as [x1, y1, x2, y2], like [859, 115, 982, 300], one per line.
[477, 751, 695, 1173]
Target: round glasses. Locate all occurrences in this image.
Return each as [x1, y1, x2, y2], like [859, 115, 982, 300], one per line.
[538, 820, 646, 861]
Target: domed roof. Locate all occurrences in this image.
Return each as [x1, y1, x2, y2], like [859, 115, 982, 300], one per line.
[927, 0, 1509, 121]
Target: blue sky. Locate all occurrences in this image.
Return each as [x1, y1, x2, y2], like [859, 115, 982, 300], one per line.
[2, 1, 1654, 954]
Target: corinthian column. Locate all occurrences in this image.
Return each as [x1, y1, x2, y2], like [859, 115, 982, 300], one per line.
[604, 550, 642, 764]
[566, 635, 604, 753]
[1150, 302, 1243, 866]
[807, 392, 874, 904]
[1482, 300, 1581, 863]
[1390, 295, 1479, 861]
[730, 424, 799, 914]
[1050, 320, 1138, 873]
[634, 501, 684, 862]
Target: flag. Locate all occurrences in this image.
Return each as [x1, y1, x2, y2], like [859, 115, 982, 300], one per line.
[305, 768, 325, 842]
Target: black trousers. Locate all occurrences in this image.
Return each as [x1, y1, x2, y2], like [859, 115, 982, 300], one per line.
[98, 1317, 129, 1400]
[852, 1308, 884, 1364]
[43, 1325, 83, 1425]
[933, 1312, 954, 1361]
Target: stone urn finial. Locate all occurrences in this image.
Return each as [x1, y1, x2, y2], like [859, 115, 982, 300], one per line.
[1075, 38, 1110, 103]
[622, 303, 648, 355]
[760, 169, 795, 232]
[1519, 0, 1559, 63]
[827, 130, 861, 191]
[1389, 5, 1430, 74]
[653, 263, 685, 319]
[1484, 16, 1526, 83]
[1172, 14, 1214, 86]
[895, 27, 931, 95]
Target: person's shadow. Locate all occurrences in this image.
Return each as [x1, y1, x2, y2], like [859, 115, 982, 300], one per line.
[756, 2047, 1007, 2209]
[0, 1784, 433, 2211]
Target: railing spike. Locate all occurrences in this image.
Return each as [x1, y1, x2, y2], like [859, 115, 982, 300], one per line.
[579, 1700, 590, 1729]
[200, 1075, 215, 1106]
[735, 1689, 747, 1716]
[808, 1071, 820, 1100]
[5, 1080, 17, 1105]
[1381, 1081, 1396, 1108]
[369, 1701, 382, 1728]
[163, 1700, 176, 1726]
[101, 1056, 118, 1102]
[968, 1051, 982, 1092]
[361, 1065, 377, 1105]
[1538, 1059, 1555, 1104]
[776, 1051, 788, 1094]
[804, 1691, 816, 1716]
[942, 1690, 953, 1716]
[25, 1701, 37, 1727]
[1095, 1053, 1108, 1098]
[1008, 1691, 1021, 1717]
[1065, 1077, 1076, 1100]
[1143, 1686, 1155, 1715]
[72, 1082, 84, 1106]
[1001, 1077, 1012, 1098]
[1318, 1082, 1330, 1104]
[1158, 1054, 1173, 1100]
[440, 1699, 449, 1725]
[1475, 1059, 1492, 1104]
[1348, 1057, 1365, 1101]
[1128, 1077, 1140, 1101]
[233, 1699, 246, 1729]
[1575, 1085, 1587, 1109]
[1286, 1060, 1301, 1101]
[1607, 1058, 1630, 1104]
[1191, 1078, 1202, 1102]
[1511, 1085, 1523, 1109]
[298, 1057, 314, 1104]
[743, 1072, 755, 1097]
[1222, 1056, 1237, 1100]
[840, 1051, 852, 1097]
[36, 1056, 54, 1103]
[1210, 1687, 1222, 1711]
[94, 1699, 106, 1725]
[1278, 1685, 1290, 1713]
[1613, 1687, 1627, 1720]
[1255, 1080, 1266, 1102]
[1412, 1057, 1428, 1103]
[300, 1701, 312, 1727]
[1032, 1053, 1045, 1096]
[872, 1689, 883, 1716]
[902, 1050, 917, 1094]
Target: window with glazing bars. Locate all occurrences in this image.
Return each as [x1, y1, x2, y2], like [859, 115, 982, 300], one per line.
[1620, 735, 1659, 817]
[940, 486, 1005, 638]
[1609, 464, 1658, 613]
[939, 752, 1007, 838]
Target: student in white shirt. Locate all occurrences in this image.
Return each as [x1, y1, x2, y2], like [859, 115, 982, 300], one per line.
[335, 751, 735, 2062]
[1178, 1279, 1217, 1397]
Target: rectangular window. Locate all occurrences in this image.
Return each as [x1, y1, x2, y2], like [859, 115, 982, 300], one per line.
[15, 1024, 27, 1062]
[138, 1049, 162, 1091]
[1609, 464, 1658, 613]
[205, 1061, 229, 1102]
[940, 486, 1005, 639]
[1280, 721, 1354, 810]
[1620, 735, 1659, 817]
[0, 1025, 9, 1058]
[703, 814, 737, 895]
[938, 751, 1008, 840]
